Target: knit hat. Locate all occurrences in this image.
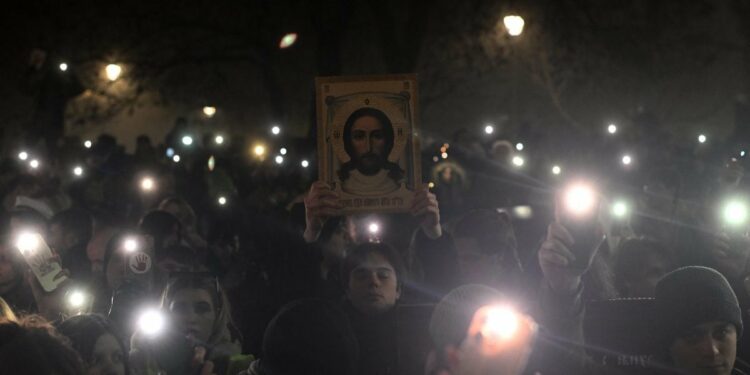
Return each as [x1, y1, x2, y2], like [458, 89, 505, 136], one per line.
[654, 266, 743, 345]
[429, 284, 505, 348]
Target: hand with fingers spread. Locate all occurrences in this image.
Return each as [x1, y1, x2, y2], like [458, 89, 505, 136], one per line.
[539, 222, 601, 294]
[412, 186, 442, 239]
[304, 182, 343, 242]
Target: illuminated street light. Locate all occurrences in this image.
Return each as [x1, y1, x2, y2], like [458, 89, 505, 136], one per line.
[551, 165, 561, 175]
[271, 126, 281, 135]
[698, 134, 707, 144]
[59, 63, 68, 72]
[18, 151, 28, 161]
[503, 15, 525, 36]
[214, 135, 224, 145]
[275, 155, 284, 164]
[280, 147, 287, 155]
[607, 124, 617, 134]
[84, 140, 93, 149]
[301, 160, 309, 168]
[621, 155, 632, 166]
[515, 142, 524, 151]
[181, 136, 193, 146]
[279, 33, 298, 49]
[512, 155, 525, 167]
[484, 125, 495, 135]
[202, 106, 217, 117]
[105, 64, 122, 81]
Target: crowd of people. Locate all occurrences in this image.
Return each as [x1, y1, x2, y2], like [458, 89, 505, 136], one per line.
[0, 119, 748, 375]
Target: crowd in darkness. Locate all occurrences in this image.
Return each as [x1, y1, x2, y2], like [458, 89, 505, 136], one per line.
[0, 109, 749, 375]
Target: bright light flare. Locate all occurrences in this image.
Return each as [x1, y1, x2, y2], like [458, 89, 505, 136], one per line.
[441, 152, 448, 159]
[503, 15, 525, 36]
[551, 165, 561, 175]
[564, 183, 597, 217]
[301, 160, 309, 168]
[612, 201, 629, 219]
[253, 144, 266, 158]
[271, 126, 281, 135]
[68, 290, 86, 308]
[73, 166, 84, 177]
[18, 151, 28, 161]
[515, 143, 524, 151]
[172, 155, 181, 163]
[607, 124, 617, 134]
[512, 155, 525, 167]
[29, 159, 40, 169]
[84, 140, 93, 149]
[275, 155, 284, 164]
[218, 196, 227, 206]
[723, 200, 749, 227]
[484, 125, 495, 135]
[137, 309, 165, 336]
[280, 147, 287, 155]
[279, 33, 298, 49]
[181, 136, 193, 146]
[59, 63, 68, 72]
[368, 222, 380, 234]
[698, 134, 707, 144]
[140, 177, 155, 192]
[105, 64, 122, 81]
[123, 237, 139, 253]
[513, 206, 533, 220]
[214, 135, 224, 145]
[621, 155, 632, 165]
[202, 106, 216, 117]
[481, 306, 519, 340]
[16, 232, 41, 254]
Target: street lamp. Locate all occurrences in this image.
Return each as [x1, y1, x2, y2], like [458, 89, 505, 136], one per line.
[105, 64, 122, 81]
[503, 15, 525, 36]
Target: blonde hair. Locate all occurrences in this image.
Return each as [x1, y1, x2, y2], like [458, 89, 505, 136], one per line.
[0, 297, 17, 322]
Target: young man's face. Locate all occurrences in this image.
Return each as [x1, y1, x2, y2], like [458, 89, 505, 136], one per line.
[350, 116, 386, 176]
[669, 321, 737, 375]
[347, 252, 400, 315]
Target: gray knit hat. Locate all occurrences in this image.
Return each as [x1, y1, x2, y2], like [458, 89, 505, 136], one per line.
[429, 284, 506, 348]
[654, 266, 743, 345]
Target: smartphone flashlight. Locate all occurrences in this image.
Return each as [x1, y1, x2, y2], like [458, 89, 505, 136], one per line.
[138, 309, 166, 336]
[480, 306, 519, 340]
[67, 290, 88, 309]
[123, 237, 139, 253]
[218, 196, 227, 206]
[611, 200, 629, 219]
[368, 222, 380, 235]
[722, 200, 749, 227]
[140, 177, 156, 192]
[563, 183, 597, 217]
[16, 232, 41, 254]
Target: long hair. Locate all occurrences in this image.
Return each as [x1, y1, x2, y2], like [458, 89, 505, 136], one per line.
[159, 275, 238, 349]
[338, 107, 404, 182]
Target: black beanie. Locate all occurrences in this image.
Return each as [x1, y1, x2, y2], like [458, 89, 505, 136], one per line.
[655, 266, 743, 346]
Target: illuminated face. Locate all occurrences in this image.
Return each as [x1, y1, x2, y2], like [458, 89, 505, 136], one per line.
[347, 252, 400, 315]
[670, 321, 737, 375]
[87, 333, 126, 375]
[169, 288, 217, 343]
[349, 116, 387, 176]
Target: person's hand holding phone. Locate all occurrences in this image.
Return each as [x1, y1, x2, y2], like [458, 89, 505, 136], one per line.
[304, 182, 342, 242]
[539, 183, 605, 294]
[412, 185, 442, 239]
[26, 252, 71, 321]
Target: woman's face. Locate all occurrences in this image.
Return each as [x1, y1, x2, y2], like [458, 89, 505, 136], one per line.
[169, 288, 217, 343]
[87, 333, 126, 375]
